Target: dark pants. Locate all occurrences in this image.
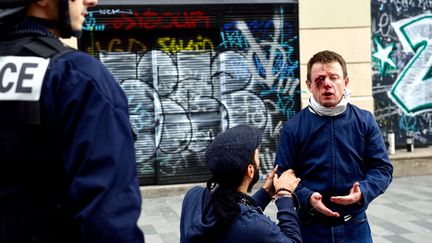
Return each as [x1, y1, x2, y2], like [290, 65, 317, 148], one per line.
[300, 211, 372, 243]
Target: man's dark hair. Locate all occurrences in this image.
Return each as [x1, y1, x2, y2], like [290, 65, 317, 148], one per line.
[306, 50, 348, 81]
[209, 160, 258, 226]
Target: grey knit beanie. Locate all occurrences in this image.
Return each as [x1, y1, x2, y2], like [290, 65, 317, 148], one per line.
[205, 124, 262, 187]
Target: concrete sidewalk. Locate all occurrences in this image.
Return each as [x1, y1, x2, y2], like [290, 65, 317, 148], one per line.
[138, 175, 432, 243]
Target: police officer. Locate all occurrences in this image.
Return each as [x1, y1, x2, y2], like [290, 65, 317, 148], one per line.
[0, 1, 145, 242]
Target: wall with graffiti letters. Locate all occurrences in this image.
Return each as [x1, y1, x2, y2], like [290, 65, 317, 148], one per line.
[371, 0, 432, 148]
[80, 4, 300, 185]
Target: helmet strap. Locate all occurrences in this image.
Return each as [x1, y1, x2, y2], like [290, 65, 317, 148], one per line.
[58, 0, 74, 38]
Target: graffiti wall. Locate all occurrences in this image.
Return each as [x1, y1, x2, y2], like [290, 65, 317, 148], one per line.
[80, 4, 300, 185]
[371, 0, 432, 148]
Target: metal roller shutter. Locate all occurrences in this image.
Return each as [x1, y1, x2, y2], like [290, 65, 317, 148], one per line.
[80, 1, 300, 185]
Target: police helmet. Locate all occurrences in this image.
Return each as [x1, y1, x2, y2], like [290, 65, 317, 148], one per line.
[0, 0, 77, 38]
[0, 0, 30, 29]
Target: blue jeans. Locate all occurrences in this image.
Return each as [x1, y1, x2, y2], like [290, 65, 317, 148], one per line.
[300, 212, 372, 243]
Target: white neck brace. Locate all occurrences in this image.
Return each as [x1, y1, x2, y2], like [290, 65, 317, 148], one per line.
[308, 89, 351, 116]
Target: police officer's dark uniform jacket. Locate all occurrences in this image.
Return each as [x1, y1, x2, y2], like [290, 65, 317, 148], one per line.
[0, 2, 144, 242]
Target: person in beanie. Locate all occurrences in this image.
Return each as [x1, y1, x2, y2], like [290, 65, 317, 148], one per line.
[180, 124, 302, 243]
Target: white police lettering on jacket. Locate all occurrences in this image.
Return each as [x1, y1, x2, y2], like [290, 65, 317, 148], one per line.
[0, 56, 49, 101]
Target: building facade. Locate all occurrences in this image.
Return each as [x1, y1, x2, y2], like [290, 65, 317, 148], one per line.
[74, 0, 431, 185]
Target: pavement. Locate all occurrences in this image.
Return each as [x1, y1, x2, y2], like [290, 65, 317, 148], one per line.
[138, 174, 432, 243]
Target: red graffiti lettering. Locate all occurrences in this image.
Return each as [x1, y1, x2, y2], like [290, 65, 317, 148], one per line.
[160, 12, 174, 29]
[125, 13, 137, 31]
[190, 11, 210, 28]
[111, 10, 210, 30]
[142, 10, 161, 30]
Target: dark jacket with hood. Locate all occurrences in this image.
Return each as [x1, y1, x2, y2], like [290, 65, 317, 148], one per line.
[180, 186, 302, 243]
[0, 19, 144, 242]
